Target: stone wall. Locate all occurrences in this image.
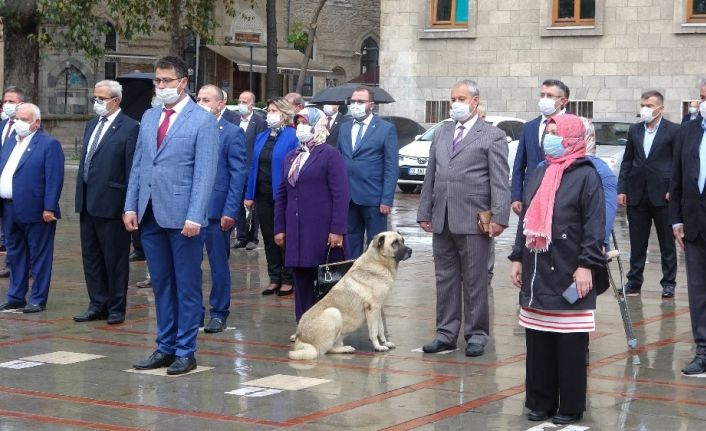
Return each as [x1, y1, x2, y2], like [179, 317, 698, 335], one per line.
[379, 0, 706, 123]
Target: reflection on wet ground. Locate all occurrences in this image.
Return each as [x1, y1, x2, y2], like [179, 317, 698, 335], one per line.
[0, 172, 701, 430]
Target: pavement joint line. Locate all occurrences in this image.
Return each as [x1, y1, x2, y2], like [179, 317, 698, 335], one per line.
[588, 387, 706, 408]
[589, 373, 706, 391]
[0, 407, 150, 431]
[0, 334, 53, 348]
[631, 306, 691, 328]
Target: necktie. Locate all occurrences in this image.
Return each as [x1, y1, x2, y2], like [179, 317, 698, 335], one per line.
[3, 119, 14, 145]
[452, 125, 465, 152]
[353, 121, 364, 150]
[699, 129, 706, 193]
[326, 116, 332, 131]
[540, 119, 549, 151]
[157, 108, 175, 149]
[83, 117, 108, 183]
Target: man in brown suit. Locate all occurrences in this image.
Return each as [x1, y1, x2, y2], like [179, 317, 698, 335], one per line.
[417, 79, 511, 357]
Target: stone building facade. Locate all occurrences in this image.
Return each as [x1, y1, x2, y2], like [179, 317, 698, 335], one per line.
[378, 0, 706, 123]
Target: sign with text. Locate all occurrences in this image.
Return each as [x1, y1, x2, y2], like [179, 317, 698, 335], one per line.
[234, 32, 262, 44]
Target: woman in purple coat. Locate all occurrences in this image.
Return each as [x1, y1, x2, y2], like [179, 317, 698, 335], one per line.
[274, 107, 350, 322]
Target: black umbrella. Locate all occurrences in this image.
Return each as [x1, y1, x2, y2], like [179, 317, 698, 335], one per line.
[310, 83, 395, 104]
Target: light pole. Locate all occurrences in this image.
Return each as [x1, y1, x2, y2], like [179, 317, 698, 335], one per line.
[64, 61, 70, 114]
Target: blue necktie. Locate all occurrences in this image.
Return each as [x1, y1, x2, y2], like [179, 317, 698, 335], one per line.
[353, 121, 364, 150]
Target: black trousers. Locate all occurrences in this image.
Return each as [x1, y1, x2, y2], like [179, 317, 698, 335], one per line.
[292, 267, 316, 322]
[79, 211, 131, 315]
[525, 328, 588, 415]
[235, 184, 260, 243]
[686, 234, 706, 357]
[626, 194, 677, 288]
[255, 194, 292, 285]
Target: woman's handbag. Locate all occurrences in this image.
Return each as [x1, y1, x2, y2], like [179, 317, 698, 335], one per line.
[315, 247, 355, 300]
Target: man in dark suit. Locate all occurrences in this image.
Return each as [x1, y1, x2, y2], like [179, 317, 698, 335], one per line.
[73, 80, 139, 324]
[232, 90, 266, 250]
[670, 113, 706, 375]
[124, 56, 218, 375]
[323, 104, 347, 148]
[617, 90, 679, 298]
[0, 103, 64, 313]
[338, 87, 398, 258]
[511, 79, 570, 215]
[196, 84, 247, 333]
[682, 100, 701, 124]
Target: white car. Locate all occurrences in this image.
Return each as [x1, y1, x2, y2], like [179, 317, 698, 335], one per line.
[592, 120, 632, 177]
[397, 116, 525, 193]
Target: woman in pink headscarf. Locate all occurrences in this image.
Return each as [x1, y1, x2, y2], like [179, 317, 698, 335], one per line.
[508, 114, 605, 425]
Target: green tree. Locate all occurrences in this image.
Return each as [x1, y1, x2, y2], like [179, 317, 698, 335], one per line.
[293, 0, 327, 94]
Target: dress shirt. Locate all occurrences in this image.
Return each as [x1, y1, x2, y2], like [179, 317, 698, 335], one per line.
[643, 117, 662, 158]
[326, 112, 339, 130]
[0, 131, 36, 198]
[351, 113, 373, 149]
[239, 111, 252, 132]
[538, 108, 566, 142]
[455, 114, 479, 141]
[699, 120, 706, 194]
[85, 109, 121, 160]
[1, 119, 16, 147]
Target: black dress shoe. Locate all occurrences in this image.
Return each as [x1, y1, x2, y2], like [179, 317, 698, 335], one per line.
[552, 412, 582, 425]
[0, 267, 9, 278]
[422, 339, 456, 353]
[682, 356, 706, 375]
[204, 317, 227, 333]
[73, 310, 108, 322]
[166, 356, 197, 375]
[277, 284, 293, 296]
[107, 313, 125, 325]
[465, 342, 485, 357]
[0, 301, 23, 311]
[261, 284, 280, 295]
[527, 410, 552, 421]
[128, 250, 146, 262]
[133, 350, 176, 370]
[622, 284, 641, 297]
[232, 240, 247, 249]
[661, 285, 675, 298]
[23, 303, 45, 313]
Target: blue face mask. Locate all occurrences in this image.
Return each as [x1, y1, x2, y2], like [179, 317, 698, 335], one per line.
[543, 134, 566, 158]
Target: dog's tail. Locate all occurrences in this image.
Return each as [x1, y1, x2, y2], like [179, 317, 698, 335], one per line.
[288, 340, 319, 361]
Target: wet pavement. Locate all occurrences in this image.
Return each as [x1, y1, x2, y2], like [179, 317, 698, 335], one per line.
[0, 166, 702, 430]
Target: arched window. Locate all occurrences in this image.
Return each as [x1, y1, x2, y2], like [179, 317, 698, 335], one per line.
[104, 22, 118, 79]
[360, 37, 379, 86]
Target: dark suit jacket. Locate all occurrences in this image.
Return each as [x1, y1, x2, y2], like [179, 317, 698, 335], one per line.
[0, 130, 64, 223]
[233, 111, 267, 164]
[221, 107, 239, 125]
[511, 116, 544, 203]
[0, 118, 17, 148]
[207, 118, 247, 220]
[618, 118, 680, 207]
[670, 119, 706, 241]
[337, 115, 398, 207]
[75, 111, 139, 218]
[325, 113, 349, 148]
[682, 112, 702, 124]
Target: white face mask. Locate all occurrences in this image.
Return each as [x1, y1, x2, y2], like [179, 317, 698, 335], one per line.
[198, 103, 213, 115]
[689, 106, 698, 115]
[640, 106, 656, 123]
[296, 124, 314, 143]
[151, 97, 163, 109]
[700, 101, 706, 119]
[0, 112, 8, 121]
[266, 113, 282, 128]
[155, 85, 181, 105]
[13, 119, 32, 138]
[449, 101, 472, 122]
[348, 102, 368, 120]
[93, 100, 110, 117]
[322, 105, 336, 116]
[237, 103, 250, 115]
[2, 103, 17, 118]
[538, 97, 558, 116]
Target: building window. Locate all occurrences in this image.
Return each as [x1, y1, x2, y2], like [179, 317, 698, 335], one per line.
[292, 75, 314, 97]
[566, 100, 594, 118]
[553, 0, 595, 26]
[104, 22, 118, 80]
[425, 100, 450, 123]
[431, 0, 469, 27]
[687, 0, 706, 22]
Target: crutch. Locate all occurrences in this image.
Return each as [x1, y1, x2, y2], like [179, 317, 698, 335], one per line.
[605, 230, 640, 365]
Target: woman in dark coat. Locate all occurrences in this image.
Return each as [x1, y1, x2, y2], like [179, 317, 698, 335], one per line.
[244, 98, 299, 296]
[274, 107, 350, 322]
[509, 114, 605, 426]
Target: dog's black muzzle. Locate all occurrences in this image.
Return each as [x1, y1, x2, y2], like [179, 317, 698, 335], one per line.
[395, 245, 413, 262]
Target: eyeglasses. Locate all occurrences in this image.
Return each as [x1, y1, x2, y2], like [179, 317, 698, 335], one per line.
[153, 77, 183, 85]
[90, 96, 116, 104]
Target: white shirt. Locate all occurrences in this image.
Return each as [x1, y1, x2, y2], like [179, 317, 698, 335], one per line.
[85, 109, 121, 160]
[351, 114, 374, 150]
[1, 119, 16, 147]
[539, 108, 567, 142]
[0, 131, 36, 198]
[326, 112, 339, 129]
[239, 111, 252, 132]
[159, 95, 190, 133]
[455, 114, 479, 141]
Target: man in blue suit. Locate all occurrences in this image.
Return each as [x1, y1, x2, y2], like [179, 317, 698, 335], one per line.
[0, 103, 64, 313]
[74, 80, 139, 325]
[510, 79, 570, 215]
[196, 84, 247, 333]
[338, 87, 398, 258]
[124, 56, 218, 375]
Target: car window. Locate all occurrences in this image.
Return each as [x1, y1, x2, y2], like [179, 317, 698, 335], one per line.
[495, 121, 516, 140]
[419, 121, 445, 141]
[508, 121, 524, 140]
[594, 122, 631, 146]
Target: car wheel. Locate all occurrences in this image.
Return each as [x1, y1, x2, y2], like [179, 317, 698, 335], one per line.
[398, 184, 418, 193]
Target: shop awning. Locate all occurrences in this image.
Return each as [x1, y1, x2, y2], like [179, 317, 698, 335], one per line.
[206, 45, 333, 76]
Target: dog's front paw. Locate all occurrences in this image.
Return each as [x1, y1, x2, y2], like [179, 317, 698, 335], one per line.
[374, 345, 390, 352]
[383, 341, 396, 349]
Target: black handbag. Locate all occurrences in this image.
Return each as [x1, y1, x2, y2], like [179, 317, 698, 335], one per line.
[314, 247, 354, 300]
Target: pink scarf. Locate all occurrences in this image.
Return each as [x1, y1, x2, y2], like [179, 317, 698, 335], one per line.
[523, 115, 586, 252]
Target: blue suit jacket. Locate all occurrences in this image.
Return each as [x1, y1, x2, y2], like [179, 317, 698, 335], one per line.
[0, 131, 64, 223]
[245, 127, 298, 201]
[337, 115, 398, 206]
[124, 98, 219, 228]
[208, 118, 247, 220]
[0, 118, 17, 148]
[511, 116, 544, 202]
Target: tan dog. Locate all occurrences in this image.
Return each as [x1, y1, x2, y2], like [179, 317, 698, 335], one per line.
[289, 231, 412, 360]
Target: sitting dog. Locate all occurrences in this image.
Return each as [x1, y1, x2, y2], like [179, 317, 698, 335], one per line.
[289, 231, 412, 360]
